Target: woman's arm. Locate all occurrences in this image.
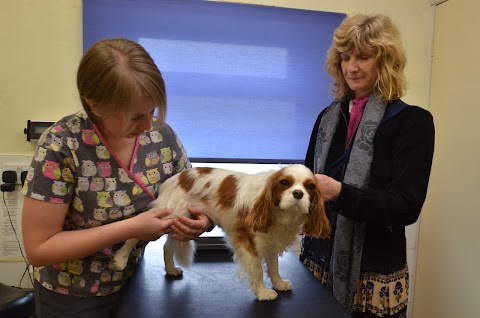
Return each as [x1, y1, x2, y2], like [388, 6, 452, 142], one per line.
[22, 196, 174, 266]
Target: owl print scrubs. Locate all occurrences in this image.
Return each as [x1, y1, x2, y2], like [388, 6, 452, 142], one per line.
[22, 110, 191, 297]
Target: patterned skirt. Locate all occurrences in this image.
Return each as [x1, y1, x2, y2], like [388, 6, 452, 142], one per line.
[303, 258, 409, 318]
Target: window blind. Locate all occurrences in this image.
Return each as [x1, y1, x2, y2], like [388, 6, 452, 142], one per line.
[83, 0, 345, 163]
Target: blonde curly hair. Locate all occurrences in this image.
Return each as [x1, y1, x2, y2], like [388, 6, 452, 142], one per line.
[326, 14, 407, 101]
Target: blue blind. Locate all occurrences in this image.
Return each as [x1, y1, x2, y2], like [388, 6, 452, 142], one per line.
[83, 0, 345, 164]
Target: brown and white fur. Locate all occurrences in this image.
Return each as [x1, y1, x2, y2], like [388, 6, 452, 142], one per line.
[112, 164, 329, 301]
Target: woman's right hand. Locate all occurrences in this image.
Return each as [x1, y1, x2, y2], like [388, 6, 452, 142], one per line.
[130, 208, 174, 241]
[314, 174, 342, 202]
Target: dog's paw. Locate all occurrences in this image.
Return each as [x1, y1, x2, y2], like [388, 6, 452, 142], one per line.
[272, 279, 292, 291]
[165, 266, 184, 276]
[256, 288, 278, 301]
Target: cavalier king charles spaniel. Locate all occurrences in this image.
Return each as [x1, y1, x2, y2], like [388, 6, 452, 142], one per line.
[113, 164, 329, 301]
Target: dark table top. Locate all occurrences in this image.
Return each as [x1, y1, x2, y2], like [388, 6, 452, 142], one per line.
[117, 239, 350, 318]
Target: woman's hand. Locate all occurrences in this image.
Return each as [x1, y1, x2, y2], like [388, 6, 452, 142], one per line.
[131, 208, 174, 241]
[170, 206, 213, 242]
[314, 174, 342, 202]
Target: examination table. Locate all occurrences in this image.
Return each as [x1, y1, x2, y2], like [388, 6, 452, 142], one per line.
[117, 238, 351, 318]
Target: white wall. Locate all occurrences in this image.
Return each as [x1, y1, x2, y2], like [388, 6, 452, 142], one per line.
[413, 0, 480, 317]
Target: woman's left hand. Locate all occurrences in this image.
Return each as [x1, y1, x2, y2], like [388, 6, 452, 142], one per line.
[170, 206, 213, 242]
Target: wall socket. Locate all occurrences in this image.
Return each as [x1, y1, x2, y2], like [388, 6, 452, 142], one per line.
[1, 164, 30, 184]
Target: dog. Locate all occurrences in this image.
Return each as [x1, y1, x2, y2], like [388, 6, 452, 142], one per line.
[112, 164, 329, 301]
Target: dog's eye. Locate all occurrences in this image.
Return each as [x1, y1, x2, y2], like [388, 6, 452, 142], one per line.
[305, 183, 316, 190]
[280, 179, 290, 187]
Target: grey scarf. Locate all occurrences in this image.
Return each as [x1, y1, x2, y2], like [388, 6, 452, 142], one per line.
[313, 94, 386, 310]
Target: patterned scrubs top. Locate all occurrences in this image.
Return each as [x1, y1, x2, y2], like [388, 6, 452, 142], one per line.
[22, 110, 191, 297]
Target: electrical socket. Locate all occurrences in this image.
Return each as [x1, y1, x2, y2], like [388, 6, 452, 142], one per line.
[2, 164, 30, 184]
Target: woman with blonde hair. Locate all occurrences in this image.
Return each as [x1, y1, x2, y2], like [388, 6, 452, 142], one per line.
[301, 14, 434, 318]
[22, 38, 213, 317]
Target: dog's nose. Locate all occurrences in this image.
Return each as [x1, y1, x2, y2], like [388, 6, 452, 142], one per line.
[293, 190, 304, 200]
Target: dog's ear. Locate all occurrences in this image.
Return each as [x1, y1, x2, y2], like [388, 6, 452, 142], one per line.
[302, 185, 330, 238]
[243, 178, 276, 233]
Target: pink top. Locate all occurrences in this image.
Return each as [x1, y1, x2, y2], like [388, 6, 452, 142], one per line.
[346, 95, 369, 147]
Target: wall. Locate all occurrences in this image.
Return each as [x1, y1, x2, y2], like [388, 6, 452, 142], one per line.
[0, 0, 439, 316]
[413, 0, 480, 317]
[0, 0, 82, 154]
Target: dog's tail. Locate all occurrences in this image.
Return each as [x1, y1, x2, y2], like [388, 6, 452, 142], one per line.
[164, 234, 196, 268]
